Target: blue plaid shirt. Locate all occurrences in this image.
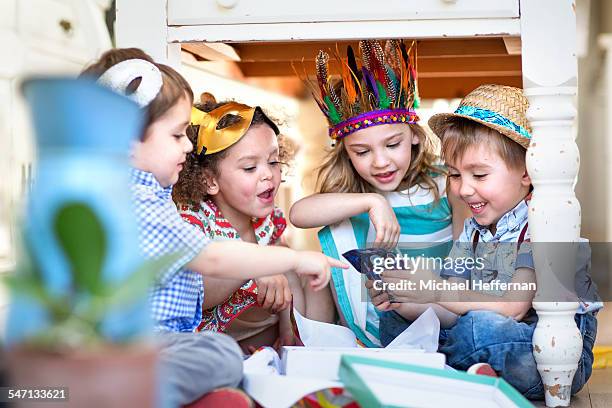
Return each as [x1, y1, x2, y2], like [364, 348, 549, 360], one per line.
[131, 169, 208, 332]
[441, 199, 533, 294]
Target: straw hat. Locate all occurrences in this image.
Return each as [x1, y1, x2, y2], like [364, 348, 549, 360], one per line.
[428, 84, 532, 149]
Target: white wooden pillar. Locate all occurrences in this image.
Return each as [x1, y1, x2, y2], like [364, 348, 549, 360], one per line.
[600, 34, 612, 241]
[521, 1, 582, 406]
[115, 0, 181, 67]
[0, 27, 24, 273]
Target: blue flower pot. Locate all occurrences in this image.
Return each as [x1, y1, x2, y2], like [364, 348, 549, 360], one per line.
[7, 78, 152, 344]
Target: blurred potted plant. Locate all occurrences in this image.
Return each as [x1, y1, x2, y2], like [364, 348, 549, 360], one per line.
[4, 78, 172, 407]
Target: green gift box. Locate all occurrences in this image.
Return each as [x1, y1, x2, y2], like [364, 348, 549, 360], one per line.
[339, 355, 533, 408]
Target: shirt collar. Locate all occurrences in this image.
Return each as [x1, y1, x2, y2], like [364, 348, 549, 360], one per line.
[470, 195, 530, 240]
[130, 168, 173, 200]
[199, 199, 275, 245]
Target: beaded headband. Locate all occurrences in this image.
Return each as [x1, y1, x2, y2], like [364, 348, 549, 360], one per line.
[191, 102, 279, 155]
[304, 40, 421, 141]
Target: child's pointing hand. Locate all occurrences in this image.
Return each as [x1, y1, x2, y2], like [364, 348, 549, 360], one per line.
[293, 251, 348, 291]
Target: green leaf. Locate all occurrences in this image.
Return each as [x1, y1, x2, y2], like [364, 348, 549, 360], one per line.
[4, 273, 50, 305]
[54, 203, 106, 296]
[4, 260, 72, 321]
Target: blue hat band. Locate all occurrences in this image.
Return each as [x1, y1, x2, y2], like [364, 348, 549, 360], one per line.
[455, 105, 531, 140]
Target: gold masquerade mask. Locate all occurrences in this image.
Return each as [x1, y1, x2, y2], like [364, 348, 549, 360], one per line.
[191, 102, 256, 155]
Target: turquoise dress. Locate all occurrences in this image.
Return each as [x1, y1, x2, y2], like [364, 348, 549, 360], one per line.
[318, 175, 453, 347]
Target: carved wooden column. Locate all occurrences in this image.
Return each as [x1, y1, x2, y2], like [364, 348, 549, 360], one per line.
[600, 34, 612, 240]
[521, 1, 582, 406]
[115, 0, 182, 67]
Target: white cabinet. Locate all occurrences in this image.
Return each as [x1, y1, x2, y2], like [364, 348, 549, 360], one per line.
[18, 0, 91, 64]
[118, 0, 521, 61]
[165, 0, 520, 43]
[0, 80, 13, 272]
[0, 0, 112, 273]
[169, 0, 518, 25]
[1, 0, 17, 30]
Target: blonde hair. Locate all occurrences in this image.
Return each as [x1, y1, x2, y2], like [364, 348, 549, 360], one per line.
[316, 123, 444, 201]
[440, 118, 526, 170]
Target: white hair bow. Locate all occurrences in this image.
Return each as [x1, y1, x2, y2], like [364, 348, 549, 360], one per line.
[97, 59, 163, 107]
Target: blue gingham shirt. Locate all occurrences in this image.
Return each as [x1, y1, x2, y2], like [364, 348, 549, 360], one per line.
[131, 169, 209, 332]
[441, 198, 602, 313]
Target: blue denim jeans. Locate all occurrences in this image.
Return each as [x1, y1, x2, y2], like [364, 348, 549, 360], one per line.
[379, 309, 597, 400]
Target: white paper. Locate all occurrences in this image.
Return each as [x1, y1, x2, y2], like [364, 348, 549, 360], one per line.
[292, 308, 357, 347]
[386, 307, 440, 352]
[294, 306, 440, 352]
[242, 307, 444, 407]
[243, 347, 282, 375]
[242, 347, 340, 408]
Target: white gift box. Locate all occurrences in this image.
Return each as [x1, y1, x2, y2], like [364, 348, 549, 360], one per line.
[281, 346, 446, 380]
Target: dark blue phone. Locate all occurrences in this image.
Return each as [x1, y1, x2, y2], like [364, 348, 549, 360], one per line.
[342, 248, 393, 281]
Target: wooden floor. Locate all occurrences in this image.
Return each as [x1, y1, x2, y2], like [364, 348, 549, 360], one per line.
[533, 368, 612, 408]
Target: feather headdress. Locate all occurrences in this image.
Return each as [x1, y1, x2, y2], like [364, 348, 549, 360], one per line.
[308, 40, 420, 140]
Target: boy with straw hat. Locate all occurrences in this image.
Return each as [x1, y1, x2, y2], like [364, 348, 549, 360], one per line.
[371, 84, 601, 399]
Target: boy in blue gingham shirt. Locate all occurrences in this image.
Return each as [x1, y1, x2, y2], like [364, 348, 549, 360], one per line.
[131, 168, 208, 333]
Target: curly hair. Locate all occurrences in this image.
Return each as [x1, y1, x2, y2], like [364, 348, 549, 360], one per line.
[316, 123, 445, 202]
[172, 101, 295, 210]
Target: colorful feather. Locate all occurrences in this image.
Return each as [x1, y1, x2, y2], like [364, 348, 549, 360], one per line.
[371, 41, 388, 83]
[362, 67, 378, 102]
[359, 41, 372, 72]
[410, 65, 420, 108]
[324, 95, 341, 124]
[347, 46, 360, 81]
[291, 60, 325, 111]
[331, 45, 354, 117]
[347, 45, 366, 107]
[399, 41, 409, 66]
[400, 60, 409, 106]
[411, 43, 420, 108]
[385, 64, 398, 106]
[315, 50, 330, 98]
[399, 41, 414, 107]
[341, 60, 357, 106]
[329, 81, 343, 112]
[302, 39, 420, 128]
[385, 40, 401, 74]
[376, 81, 390, 109]
[348, 63, 366, 110]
